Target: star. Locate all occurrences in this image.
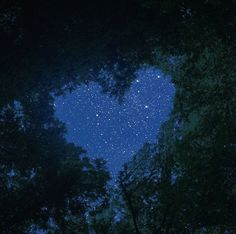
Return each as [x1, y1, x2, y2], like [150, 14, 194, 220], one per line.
[54, 67, 175, 177]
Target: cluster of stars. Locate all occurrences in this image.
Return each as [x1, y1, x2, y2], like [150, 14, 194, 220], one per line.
[55, 67, 175, 176]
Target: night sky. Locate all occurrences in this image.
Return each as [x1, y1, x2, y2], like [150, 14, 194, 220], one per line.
[55, 67, 175, 177]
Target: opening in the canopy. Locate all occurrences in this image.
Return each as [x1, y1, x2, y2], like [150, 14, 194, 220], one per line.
[54, 66, 175, 177]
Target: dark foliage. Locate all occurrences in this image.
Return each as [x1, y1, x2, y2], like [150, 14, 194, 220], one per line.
[0, 0, 235, 233]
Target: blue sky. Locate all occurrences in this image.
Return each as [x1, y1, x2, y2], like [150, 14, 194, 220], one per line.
[55, 67, 175, 176]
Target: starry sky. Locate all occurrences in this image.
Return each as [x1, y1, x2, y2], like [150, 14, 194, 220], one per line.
[55, 67, 175, 177]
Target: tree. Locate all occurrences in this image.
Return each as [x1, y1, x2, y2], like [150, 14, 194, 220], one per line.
[0, 99, 110, 232]
[116, 1, 236, 232]
[1, 0, 236, 232]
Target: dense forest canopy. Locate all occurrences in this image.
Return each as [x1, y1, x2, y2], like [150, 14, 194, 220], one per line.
[0, 0, 235, 233]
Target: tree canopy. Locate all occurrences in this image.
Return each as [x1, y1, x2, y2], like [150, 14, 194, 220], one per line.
[0, 0, 236, 233]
